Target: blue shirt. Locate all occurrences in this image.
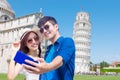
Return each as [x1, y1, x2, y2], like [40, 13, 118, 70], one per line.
[40, 36, 75, 80]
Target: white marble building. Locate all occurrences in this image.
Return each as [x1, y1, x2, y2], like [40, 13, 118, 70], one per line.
[73, 12, 91, 73]
[0, 0, 46, 73]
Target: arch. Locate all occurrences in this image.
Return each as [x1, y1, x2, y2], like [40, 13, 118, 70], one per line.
[0, 15, 10, 21]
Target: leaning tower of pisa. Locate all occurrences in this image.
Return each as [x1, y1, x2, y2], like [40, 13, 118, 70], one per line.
[73, 11, 91, 73]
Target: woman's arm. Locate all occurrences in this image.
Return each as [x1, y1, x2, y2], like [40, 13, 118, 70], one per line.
[7, 50, 23, 80]
[8, 41, 22, 80]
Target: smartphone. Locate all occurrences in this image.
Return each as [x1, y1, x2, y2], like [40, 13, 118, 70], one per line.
[14, 50, 38, 67]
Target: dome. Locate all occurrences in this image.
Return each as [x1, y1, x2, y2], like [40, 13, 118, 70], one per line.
[0, 0, 15, 21]
[0, 0, 14, 13]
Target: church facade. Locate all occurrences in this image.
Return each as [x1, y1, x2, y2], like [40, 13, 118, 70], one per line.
[0, 0, 46, 73]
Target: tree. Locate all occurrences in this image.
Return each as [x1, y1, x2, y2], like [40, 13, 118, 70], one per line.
[89, 61, 93, 71]
[100, 61, 109, 69]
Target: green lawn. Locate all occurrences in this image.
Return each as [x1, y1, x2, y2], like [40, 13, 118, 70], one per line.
[0, 73, 120, 80]
[74, 75, 120, 80]
[0, 73, 25, 80]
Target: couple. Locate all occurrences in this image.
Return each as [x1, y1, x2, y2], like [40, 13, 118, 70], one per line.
[8, 16, 75, 80]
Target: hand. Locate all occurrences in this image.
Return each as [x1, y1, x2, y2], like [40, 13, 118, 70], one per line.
[11, 41, 21, 59]
[23, 58, 49, 74]
[12, 41, 20, 51]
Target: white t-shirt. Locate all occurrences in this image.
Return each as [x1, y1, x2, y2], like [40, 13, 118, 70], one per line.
[22, 68, 39, 80]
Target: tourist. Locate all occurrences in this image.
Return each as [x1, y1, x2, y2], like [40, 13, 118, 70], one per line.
[23, 16, 76, 80]
[8, 29, 41, 80]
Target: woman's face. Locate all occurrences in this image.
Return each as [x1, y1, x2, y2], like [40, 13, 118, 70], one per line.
[26, 32, 39, 52]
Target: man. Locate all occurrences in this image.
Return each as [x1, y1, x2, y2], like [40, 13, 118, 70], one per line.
[23, 16, 75, 80]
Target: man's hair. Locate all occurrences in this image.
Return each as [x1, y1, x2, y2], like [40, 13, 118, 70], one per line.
[38, 16, 57, 28]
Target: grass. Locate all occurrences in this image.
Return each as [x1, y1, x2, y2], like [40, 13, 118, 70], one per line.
[74, 75, 120, 80]
[0, 73, 120, 80]
[0, 73, 25, 80]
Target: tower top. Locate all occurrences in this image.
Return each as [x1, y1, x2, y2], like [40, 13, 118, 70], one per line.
[40, 8, 42, 13]
[80, 6, 84, 11]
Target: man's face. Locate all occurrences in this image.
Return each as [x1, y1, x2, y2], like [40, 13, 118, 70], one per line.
[40, 21, 58, 41]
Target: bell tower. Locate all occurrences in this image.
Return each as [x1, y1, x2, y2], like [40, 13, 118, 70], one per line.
[73, 11, 91, 73]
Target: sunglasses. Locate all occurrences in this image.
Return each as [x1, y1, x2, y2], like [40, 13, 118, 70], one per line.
[40, 25, 49, 33]
[27, 36, 39, 44]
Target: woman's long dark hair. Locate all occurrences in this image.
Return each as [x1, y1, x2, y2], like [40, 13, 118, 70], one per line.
[19, 31, 41, 57]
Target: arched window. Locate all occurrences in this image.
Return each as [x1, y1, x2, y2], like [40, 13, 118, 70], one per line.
[0, 15, 10, 21]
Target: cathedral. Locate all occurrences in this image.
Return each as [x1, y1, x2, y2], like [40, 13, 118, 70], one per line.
[0, 0, 45, 73]
[0, 0, 91, 74]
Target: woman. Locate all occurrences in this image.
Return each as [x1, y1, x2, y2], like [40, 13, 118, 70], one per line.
[8, 29, 41, 80]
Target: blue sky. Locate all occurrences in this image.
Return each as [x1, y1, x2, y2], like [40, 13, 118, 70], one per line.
[8, 0, 120, 64]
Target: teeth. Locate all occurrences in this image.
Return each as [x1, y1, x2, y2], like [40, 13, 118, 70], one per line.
[47, 32, 49, 34]
[45, 32, 50, 34]
[45, 32, 50, 36]
[32, 45, 37, 47]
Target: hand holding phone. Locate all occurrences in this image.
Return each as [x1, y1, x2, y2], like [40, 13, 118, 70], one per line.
[14, 50, 38, 67]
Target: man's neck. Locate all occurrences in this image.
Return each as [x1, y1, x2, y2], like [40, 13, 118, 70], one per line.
[51, 33, 60, 44]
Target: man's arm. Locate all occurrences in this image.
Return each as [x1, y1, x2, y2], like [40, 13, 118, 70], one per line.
[23, 55, 63, 74]
[48, 55, 63, 70]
